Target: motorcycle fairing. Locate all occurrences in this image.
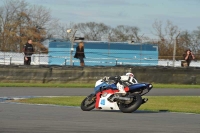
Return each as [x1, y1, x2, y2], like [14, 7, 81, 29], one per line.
[127, 83, 153, 96]
[95, 89, 119, 110]
[94, 81, 118, 93]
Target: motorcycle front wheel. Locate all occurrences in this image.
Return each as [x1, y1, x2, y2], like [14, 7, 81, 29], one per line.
[80, 94, 96, 111]
[119, 93, 142, 113]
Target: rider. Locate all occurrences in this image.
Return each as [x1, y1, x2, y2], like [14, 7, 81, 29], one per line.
[103, 73, 137, 94]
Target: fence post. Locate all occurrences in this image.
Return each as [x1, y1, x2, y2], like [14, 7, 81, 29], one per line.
[173, 32, 180, 67]
[10, 56, 12, 65]
[116, 59, 118, 65]
[32, 55, 34, 65]
[68, 29, 77, 66]
[39, 51, 41, 65]
[65, 58, 67, 66]
[4, 52, 5, 65]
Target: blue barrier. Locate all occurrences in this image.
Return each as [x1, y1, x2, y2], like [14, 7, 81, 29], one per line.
[48, 40, 158, 66]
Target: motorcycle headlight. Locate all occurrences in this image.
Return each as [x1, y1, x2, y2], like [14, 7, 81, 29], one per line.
[149, 84, 153, 88]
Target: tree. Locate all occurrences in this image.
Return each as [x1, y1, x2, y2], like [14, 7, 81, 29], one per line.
[0, 0, 54, 53]
[74, 22, 111, 41]
[110, 25, 140, 42]
[46, 22, 74, 40]
[152, 20, 180, 59]
[176, 27, 200, 60]
[191, 27, 200, 53]
[0, 0, 29, 51]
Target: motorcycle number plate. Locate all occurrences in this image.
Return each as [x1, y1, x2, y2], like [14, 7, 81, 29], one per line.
[100, 99, 105, 105]
[98, 96, 119, 110]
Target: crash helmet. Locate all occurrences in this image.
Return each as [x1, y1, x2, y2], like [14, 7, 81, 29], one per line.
[126, 73, 134, 77]
[126, 72, 138, 84]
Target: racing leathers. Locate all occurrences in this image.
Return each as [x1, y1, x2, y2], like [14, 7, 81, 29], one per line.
[103, 73, 137, 93]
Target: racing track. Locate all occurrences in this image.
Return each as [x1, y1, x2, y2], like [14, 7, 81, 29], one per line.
[0, 87, 200, 133]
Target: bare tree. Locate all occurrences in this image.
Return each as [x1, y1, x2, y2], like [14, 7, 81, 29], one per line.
[178, 31, 192, 49]
[110, 25, 129, 42]
[46, 22, 74, 40]
[152, 20, 180, 59]
[191, 26, 200, 53]
[74, 22, 111, 41]
[110, 25, 140, 42]
[0, 0, 29, 51]
[42, 18, 59, 39]
[0, 0, 55, 53]
[174, 27, 200, 60]
[152, 20, 165, 39]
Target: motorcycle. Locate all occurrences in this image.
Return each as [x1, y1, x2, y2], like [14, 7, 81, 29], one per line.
[81, 75, 153, 113]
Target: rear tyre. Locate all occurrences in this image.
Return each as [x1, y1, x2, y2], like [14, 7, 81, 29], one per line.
[81, 94, 96, 111]
[119, 93, 142, 113]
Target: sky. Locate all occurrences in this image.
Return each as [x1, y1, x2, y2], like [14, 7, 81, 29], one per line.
[1, 0, 200, 38]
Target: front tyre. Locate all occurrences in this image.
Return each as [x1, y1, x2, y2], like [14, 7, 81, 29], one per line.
[119, 93, 142, 113]
[81, 94, 96, 111]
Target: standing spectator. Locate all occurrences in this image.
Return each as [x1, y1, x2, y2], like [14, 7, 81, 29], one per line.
[23, 39, 34, 65]
[74, 42, 85, 66]
[183, 49, 195, 67]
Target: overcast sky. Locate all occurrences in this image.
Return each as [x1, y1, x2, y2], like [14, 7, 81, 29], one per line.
[1, 0, 200, 38]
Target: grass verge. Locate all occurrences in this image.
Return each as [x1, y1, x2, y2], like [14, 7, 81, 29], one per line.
[16, 96, 200, 114]
[0, 83, 94, 88]
[1, 82, 200, 88]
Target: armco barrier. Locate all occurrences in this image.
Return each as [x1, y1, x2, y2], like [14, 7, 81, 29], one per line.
[0, 65, 199, 84]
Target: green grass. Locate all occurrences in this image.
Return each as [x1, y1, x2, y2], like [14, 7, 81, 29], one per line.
[0, 82, 200, 88]
[140, 96, 200, 114]
[16, 96, 200, 114]
[0, 83, 94, 88]
[153, 84, 200, 89]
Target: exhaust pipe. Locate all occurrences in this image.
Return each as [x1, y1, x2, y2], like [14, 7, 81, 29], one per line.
[117, 97, 131, 101]
[109, 95, 131, 101]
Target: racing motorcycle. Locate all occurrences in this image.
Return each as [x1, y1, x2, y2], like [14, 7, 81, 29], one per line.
[80, 75, 153, 113]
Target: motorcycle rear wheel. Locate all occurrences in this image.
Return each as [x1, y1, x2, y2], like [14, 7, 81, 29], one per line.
[81, 94, 96, 111]
[119, 93, 142, 113]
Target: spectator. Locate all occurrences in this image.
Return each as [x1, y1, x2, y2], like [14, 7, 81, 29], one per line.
[183, 49, 195, 67]
[23, 39, 34, 65]
[74, 42, 85, 66]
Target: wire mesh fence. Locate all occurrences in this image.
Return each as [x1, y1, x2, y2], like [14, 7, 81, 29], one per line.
[0, 38, 199, 67]
[47, 40, 160, 66]
[0, 52, 48, 65]
[0, 51, 199, 67]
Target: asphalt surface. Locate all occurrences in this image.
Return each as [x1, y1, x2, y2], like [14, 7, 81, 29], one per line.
[0, 87, 200, 133]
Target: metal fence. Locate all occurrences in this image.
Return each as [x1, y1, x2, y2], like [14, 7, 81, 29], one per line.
[0, 51, 157, 66]
[48, 40, 159, 66]
[1, 51, 200, 67]
[48, 50, 158, 66]
[0, 52, 48, 65]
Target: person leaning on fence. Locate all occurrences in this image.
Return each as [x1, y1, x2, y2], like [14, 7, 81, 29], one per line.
[74, 42, 85, 66]
[23, 39, 34, 65]
[182, 49, 195, 67]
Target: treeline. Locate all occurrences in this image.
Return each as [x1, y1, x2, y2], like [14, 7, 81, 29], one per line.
[0, 0, 200, 59]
